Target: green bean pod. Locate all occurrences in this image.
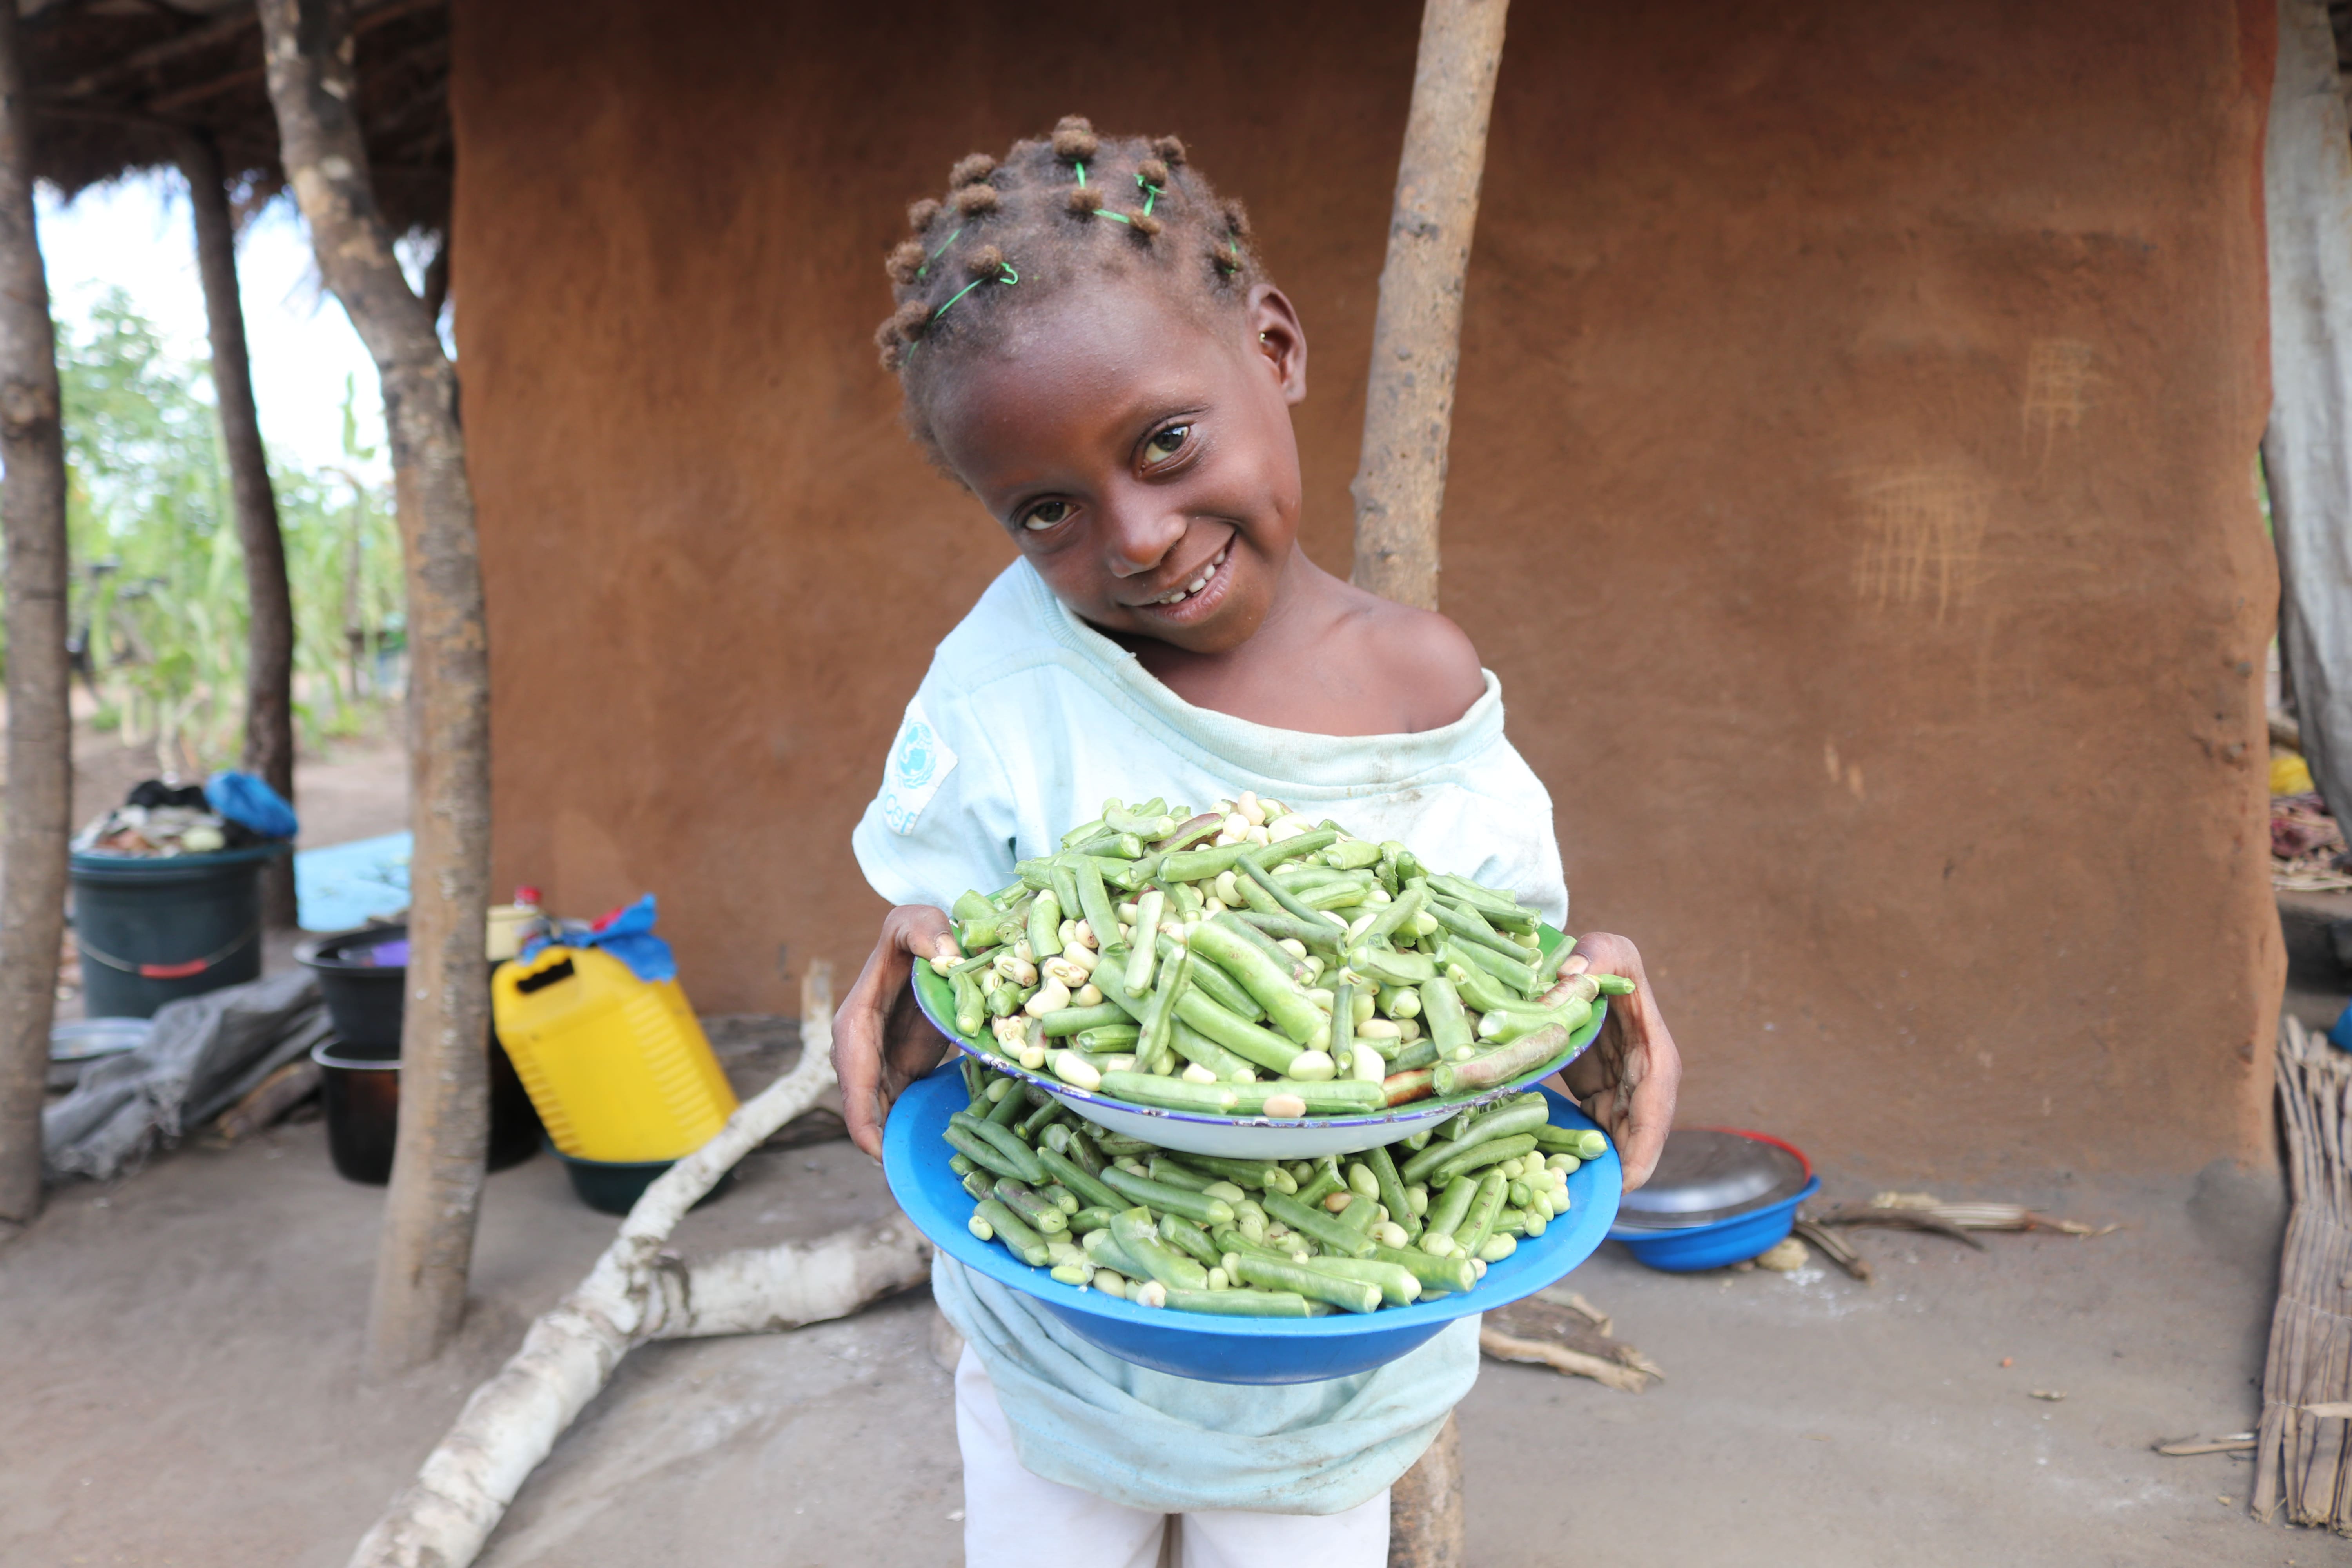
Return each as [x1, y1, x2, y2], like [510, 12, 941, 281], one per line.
[1158, 1213, 1225, 1269]
[1421, 1175, 1478, 1243]
[1124, 889, 1166, 994]
[1233, 909, 1346, 954]
[1365, 1143, 1421, 1241]
[1260, 1191, 1376, 1258]
[1154, 813, 1223, 854]
[1136, 946, 1191, 1075]
[952, 971, 986, 1036]
[1072, 858, 1122, 949]
[1173, 990, 1302, 1076]
[1209, 911, 1314, 980]
[1427, 897, 1530, 963]
[1159, 844, 1252, 882]
[1238, 853, 1339, 929]
[1533, 1125, 1610, 1159]
[958, 1114, 1047, 1183]
[974, 1198, 1051, 1265]
[1096, 1071, 1240, 1114]
[1254, 828, 1339, 867]
[1231, 1254, 1381, 1313]
[993, 1178, 1070, 1234]
[1154, 935, 1267, 1022]
[1146, 1155, 1215, 1191]
[1022, 887, 1062, 959]
[960, 1170, 994, 1201]
[1419, 975, 1476, 1059]
[1036, 1145, 1124, 1212]
[1432, 1025, 1574, 1096]
[1353, 946, 1438, 986]
[1368, 1243, 1478, 1296]
[1429, 1133, 1538, 1192]
[1100, 1165, 1237, 1225]
[1110, 1207, 1212, 1289]
[1401, 1103, 1548, 1181]
[1068, 1205, 1119, 1234]
[1294, 1254, 1421, 1306]
[1455, 1171, 1510, 1258]
[1040, 1002, 1131, 1036]
[1188, 920, 1323, 1045]
[1168, 1020, 1257, 1082]
[943, 1123, 1032, 1183]
[1162, 1287, 1317, 1317]
[1187, 1154, 1294, 1193]
[1438, 937, 1538, 998]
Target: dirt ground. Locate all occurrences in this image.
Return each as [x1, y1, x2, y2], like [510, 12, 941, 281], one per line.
[0, 1058, 2321, 1568]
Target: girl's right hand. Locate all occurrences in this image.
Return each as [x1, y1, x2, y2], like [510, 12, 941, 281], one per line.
[834, 904, 960, 1160]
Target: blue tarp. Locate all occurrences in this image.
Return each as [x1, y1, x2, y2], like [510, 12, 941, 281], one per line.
[294, 832, 411, 933]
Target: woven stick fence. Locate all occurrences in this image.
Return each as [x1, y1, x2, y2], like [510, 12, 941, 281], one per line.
[2255, 1015, 2352, 1531]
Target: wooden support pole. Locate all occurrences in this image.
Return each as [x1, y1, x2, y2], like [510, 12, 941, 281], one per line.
[259, 0, 492, 1373]
[0, 0, 72, 1228]
[179, 128, 298, 929]
[1355, 3, 1510, 1558]
[1349, 0, 1509, 612]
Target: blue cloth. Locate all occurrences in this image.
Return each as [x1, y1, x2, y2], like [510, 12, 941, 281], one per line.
[520, 893, 677, 983]
[294, 832, 411, 932]
[2330, 1002, 2352, 1052]
[932, 1257, 1481, 1515]
[205, 771, 298, 839]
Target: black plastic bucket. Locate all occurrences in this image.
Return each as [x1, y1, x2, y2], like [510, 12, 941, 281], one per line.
[312, 1038, 544, 1185]
[69, 845, 286, 1018]
[295, 925, 412, 1048]
[299, 923, 543, 1185]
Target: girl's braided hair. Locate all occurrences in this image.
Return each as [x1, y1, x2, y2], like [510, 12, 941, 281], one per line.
[876, 117, 1266, 456]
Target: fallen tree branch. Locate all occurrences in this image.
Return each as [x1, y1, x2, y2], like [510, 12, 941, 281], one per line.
[344, 964, 934, 1568]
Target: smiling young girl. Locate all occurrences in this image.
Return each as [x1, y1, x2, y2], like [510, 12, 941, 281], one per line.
[834, 118, 1681, 1568]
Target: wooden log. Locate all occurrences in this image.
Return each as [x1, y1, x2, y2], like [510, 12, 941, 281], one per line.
[1349, 0, 1510, 611]
[216, 1059, 322, 1142]
[258, 0, 492, 1375]
[1385, 1410, 1465, 1568]
[343, 964, 934, 1568]
[0, 0, 72, 1228]
[179, 127, 298, 929]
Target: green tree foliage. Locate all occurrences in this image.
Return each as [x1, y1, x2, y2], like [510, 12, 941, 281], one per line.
[20, 288, 403, 773]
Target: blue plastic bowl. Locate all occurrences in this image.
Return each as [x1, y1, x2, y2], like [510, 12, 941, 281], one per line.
[884, 1064, 1621, 1384]
[1608, 1175, 1822, 1272]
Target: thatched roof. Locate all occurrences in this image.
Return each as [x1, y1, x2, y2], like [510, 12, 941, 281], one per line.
[24, 0, 449, 236]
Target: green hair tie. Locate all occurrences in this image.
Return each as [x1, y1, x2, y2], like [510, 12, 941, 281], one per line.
[930, 262, 1019, 324]
[916, 224, 964, 278]
[1136, 173, 1161, 218]
[1074, 162, 1087, 188]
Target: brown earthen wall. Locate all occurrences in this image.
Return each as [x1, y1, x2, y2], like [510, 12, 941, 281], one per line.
[451, 0, 2279, 1176]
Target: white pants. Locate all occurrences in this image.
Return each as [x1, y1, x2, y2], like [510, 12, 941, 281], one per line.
[955, 1347, 1391, 1568]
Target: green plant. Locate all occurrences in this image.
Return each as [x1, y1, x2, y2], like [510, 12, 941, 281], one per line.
[26, 289, 403, 773]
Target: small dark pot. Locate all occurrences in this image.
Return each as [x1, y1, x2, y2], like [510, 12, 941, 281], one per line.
[313, 1037, 543, 1185]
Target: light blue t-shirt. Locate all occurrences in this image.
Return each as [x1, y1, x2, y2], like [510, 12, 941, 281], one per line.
[853, 560, 1569, 1515]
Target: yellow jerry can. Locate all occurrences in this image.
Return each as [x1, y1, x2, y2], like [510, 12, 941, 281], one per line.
[492, 943, 738, 1163]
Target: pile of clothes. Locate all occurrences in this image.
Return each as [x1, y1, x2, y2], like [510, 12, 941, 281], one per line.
[70, 773, 298, 858]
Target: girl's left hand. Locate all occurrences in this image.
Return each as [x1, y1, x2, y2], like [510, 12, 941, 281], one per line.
[1555, 931, 1681, 1190]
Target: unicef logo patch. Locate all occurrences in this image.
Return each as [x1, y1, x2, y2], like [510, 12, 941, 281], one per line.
[895, 720, 938, 791]
[880, 697, 956, 836]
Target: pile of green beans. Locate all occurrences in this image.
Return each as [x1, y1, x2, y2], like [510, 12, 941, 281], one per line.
[947, 1060, 1611, 1315]
[930, 791, 1632, 1118]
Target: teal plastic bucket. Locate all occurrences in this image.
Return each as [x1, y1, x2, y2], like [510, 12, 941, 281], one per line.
[69, 845, 287, 1018]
